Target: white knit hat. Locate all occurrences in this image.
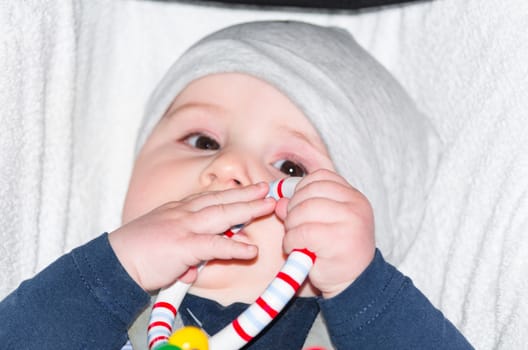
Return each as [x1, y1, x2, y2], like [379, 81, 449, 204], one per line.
[136, 20, 441, 261]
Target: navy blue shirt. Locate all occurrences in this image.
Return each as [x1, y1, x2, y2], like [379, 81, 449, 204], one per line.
[0, 233, 473, 349]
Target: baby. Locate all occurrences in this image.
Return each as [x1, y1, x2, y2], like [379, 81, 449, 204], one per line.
[0, 21, 472, 349]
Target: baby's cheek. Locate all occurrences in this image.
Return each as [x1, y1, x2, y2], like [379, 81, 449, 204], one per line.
[121, 186, 161, 224]
[121, 192, 143, 224]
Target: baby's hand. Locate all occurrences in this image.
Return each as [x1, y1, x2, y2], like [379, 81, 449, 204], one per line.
[275, 169, 375, 299]
[109, 183, 275, 292]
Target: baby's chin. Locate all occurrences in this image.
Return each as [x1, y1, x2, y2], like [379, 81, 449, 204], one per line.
[188, 259, 277, 305]
[187, 258, 319, 306]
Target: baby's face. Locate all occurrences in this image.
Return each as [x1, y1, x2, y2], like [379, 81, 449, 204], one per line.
[123, 73, 334, 304]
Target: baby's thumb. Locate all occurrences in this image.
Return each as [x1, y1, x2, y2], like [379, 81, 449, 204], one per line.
[274, 197, 289, 221]
[177, 266, 199, 284]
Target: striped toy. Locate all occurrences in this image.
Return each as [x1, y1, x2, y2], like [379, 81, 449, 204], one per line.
[148, 177, 315, 350]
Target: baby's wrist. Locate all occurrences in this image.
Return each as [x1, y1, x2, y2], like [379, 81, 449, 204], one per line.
[108, 230, 145, 291]
[321, 280, 355, 299]
[320, 248, 376, 299]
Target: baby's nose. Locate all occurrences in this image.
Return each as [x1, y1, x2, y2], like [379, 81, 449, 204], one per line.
[200, 150, 252, 188]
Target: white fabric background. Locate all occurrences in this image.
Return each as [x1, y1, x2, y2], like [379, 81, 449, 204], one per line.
[1, 0, 527, 348]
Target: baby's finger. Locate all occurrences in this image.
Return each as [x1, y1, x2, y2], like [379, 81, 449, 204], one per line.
[282, 221, 338, 255]
[274, 197, 289, 221]
[192, 234, 258, 262]
[284, 198, 352, 230]
[183, 182, 269, 211]
[282, 221, 363, 260]
[287, 180, 359, 212]
[294, 169, 347, 192]
[191, 197, 276, 234]
[301, 169, 348, 185]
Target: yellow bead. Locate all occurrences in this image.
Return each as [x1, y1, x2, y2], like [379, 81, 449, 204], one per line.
[168, 326, 209, 350]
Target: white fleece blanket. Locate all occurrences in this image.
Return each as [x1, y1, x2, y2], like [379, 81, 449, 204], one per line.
[1, 0, 527, 348]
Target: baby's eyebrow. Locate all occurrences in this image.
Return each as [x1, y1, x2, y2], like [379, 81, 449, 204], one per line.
[166, 102, 225, 119]
[281, 127, 328, 156]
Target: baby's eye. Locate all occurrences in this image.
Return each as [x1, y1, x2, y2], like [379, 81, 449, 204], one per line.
[184, 133, 220, 150]
[272, 159, 307, 177]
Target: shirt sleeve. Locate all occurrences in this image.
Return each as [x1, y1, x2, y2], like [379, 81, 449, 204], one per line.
[0, 233, 150, 350]
[318, 249, 474, 349]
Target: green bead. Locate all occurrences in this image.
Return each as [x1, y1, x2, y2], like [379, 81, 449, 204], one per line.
[155, 344, 182, 350]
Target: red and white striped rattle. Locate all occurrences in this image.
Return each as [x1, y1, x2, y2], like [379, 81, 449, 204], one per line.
[147, 177, 316, 350]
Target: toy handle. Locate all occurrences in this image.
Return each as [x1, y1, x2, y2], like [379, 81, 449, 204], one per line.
[148, 177, 311, 350]
[208, 248, 315, 350]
